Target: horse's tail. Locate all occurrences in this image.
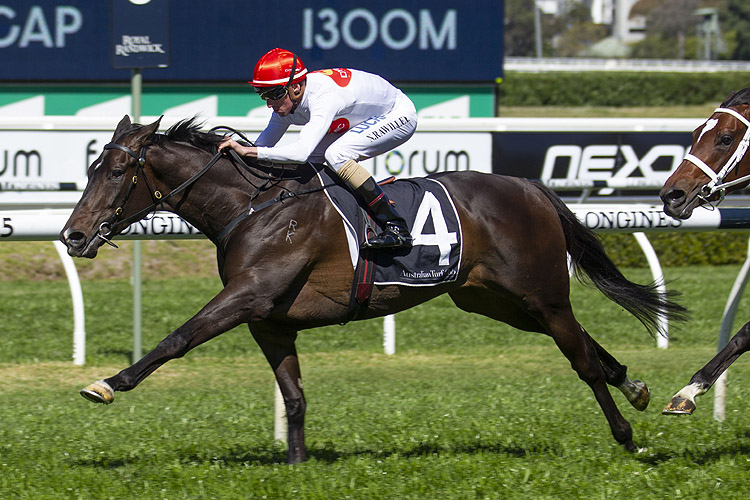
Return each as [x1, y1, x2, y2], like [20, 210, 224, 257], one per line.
[532, 181, 687, 337]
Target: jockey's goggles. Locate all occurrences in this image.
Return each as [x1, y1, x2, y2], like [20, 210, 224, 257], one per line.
[253, 85, 288, 101]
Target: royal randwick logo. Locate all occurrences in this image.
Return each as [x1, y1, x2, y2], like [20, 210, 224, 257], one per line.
[114, 35, 166, 56]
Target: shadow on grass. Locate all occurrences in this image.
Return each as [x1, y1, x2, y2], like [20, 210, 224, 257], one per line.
[636, 428, 750, 466]
[73, 439, 561, 468]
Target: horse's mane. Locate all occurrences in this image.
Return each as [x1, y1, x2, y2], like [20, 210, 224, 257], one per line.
[158, 117, 224, 153]
[721, 87, 750, 107]
[156, 118, 299, 174]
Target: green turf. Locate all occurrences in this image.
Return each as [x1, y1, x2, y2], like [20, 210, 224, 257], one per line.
[2, 267, 750, 499]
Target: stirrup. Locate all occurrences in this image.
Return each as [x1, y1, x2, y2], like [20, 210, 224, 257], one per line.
[362, 224, 413, 250]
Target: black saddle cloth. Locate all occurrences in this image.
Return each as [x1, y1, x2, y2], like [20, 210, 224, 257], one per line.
[315, 167, 462, 287]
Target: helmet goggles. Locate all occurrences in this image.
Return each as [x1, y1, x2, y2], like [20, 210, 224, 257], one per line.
[254, 85, 289, 101]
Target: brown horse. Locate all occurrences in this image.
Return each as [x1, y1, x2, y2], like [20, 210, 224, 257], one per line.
[661, 87, 750, 414]
[61, 115, 684, 463]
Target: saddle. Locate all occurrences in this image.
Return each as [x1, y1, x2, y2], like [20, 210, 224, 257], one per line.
[313, 167, 463, 321]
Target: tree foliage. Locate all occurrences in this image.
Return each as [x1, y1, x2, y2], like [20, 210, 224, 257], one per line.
[504, 0, 542, 56]
[724, 0, 750, 60]
[553, 2, 609, 57]
[503, 0, 747, 60]
[630, 0, 700, 59]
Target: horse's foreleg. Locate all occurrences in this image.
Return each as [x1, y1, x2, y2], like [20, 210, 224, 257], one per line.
[250, 325, 306, 465]
[663, 321, 750, 415]
[584, 331, 650, 411]
[81, 281, 270, 403]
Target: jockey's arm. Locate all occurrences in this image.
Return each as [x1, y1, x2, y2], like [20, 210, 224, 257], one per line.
[255, 112, 331, 164]
[218, 138, 257, 158]
[218, 115, 289, 159]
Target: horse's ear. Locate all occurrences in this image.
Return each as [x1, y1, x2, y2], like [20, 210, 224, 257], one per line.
[132, 116, 163, 143]
[112, 115, 132, 140]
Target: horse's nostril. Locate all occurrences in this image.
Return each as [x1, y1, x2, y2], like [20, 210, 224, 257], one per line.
[663, 189, 685, 203]
[66, 230, 87, 247]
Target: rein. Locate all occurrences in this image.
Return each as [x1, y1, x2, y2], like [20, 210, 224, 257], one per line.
[684, 107, 750, 203]
[97, 142, 224, 247]
[98, 138, 333, 247]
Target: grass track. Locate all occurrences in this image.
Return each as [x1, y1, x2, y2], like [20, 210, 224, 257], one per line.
[3, 267, 750, 498]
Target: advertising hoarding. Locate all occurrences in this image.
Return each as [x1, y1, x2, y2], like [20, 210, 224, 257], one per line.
[0, 127, 492, 188]
[493, 131, 692, 197]
[0, 1, 503, 83]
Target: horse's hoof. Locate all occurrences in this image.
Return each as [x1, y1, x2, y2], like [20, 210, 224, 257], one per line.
[662, 395, 695, 415]
[618, 378, 651, 411]
[629, 380, 650, 412]
[80, 380, 114, 404]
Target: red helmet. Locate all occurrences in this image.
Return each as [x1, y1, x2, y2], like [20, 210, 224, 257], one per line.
[250, 48, 308, 88]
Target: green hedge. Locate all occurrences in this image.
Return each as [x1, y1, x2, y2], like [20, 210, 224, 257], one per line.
[498, 71, 750, 107]
[600, 232, 750, 268]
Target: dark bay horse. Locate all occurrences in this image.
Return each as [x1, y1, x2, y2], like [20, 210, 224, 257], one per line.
[661, 87, 750, 415]
[61, 115, 685, 462]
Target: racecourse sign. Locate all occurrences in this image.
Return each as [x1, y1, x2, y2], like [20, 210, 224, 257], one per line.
[0, 116, 706, 206]
[0, 128, 492, 187]
[0, 209, 201, 240]
[6, 205, 750, 242]
[110, 0, 169, 69]
[0, 0, 503, 82]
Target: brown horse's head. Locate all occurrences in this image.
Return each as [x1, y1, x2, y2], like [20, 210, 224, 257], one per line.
[60, 115, 162, 258]
[660, 88, 750, 220]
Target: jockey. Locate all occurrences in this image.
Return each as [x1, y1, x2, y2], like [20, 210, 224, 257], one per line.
[219, 47, 416, 250]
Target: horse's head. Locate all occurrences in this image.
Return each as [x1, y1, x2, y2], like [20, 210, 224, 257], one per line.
[660, 88, 750, 220]
[60, 115, 162, 258]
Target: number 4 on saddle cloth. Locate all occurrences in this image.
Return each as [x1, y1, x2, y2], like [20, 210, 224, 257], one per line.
[314, 167, 463, 321]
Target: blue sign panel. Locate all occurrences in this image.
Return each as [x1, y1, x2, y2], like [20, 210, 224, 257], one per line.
[111, 0, 169, 69]
[0, 0, 502, 82]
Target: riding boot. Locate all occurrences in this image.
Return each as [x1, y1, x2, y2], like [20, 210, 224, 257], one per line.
[354, 178, 413, 249]
[336, 159, 412, 249]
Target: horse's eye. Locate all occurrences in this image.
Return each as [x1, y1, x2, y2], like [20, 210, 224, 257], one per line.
[720, 134, 734, 146]
[111, 169, 125, 179]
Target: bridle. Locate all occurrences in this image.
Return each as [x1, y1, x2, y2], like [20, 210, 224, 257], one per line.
[96, 141, 223, 248]
[683, 107, 750, 204]
[95, 131, 332, 248]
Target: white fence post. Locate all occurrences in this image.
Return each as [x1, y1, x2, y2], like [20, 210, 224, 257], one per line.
[632, 232, 669, 348]
[713, 235, 750, 420]
[53, 240, 85, 365]
[384, 314, 396, 355]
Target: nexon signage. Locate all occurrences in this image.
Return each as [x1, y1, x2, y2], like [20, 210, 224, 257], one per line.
[493, 132, 691, 198]
[0, 1, 502, 82]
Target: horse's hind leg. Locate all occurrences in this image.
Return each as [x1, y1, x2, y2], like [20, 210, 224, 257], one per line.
[585, 331, 650, 411]
[547, 315, 638, 451]
[449, 289, 637, 451]
[250, 324, 307, 464]
[451, 289, 648, 410]
[664, 321, 750, 415]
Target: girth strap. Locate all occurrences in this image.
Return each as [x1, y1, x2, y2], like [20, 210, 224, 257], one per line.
[343, 209, 377, 324]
